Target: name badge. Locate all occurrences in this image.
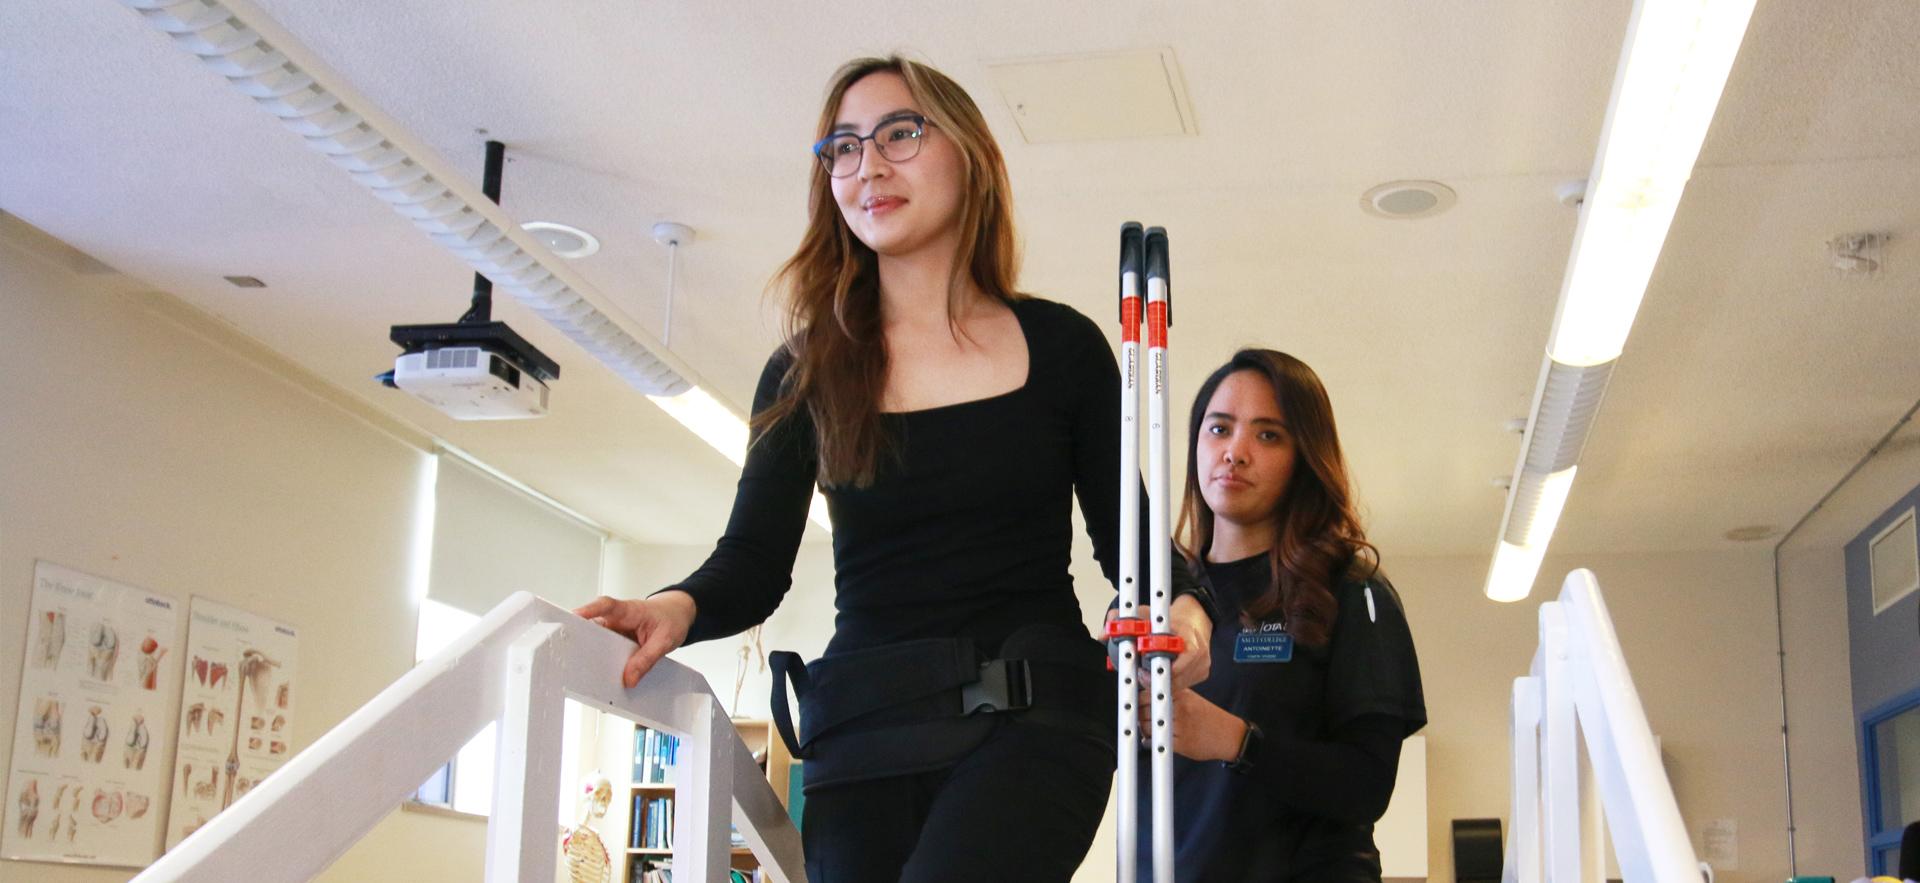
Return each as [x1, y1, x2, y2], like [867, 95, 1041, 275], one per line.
[1233, 628, 1294, 663]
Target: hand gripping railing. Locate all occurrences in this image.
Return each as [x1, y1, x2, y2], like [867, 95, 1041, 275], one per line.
[131, 592, 805, 883]
[1506, 569, 1704, 883]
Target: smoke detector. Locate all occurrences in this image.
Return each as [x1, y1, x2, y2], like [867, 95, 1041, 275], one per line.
[1361, 180, 1456, 219]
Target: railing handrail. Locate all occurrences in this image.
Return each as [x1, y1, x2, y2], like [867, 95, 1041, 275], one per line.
[1506, 569, 1702, 883]
[132, 591, 805, 883]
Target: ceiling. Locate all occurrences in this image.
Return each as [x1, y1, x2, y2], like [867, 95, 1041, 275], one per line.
[3, 0, 1916, 561]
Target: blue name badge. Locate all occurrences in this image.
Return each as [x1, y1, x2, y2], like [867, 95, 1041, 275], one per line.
[1233, 628, 1294, 663]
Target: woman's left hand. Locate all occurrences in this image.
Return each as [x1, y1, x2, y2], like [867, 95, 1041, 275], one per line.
[1136, 687, 1248, 762]
[1167, 593, 1211, 690]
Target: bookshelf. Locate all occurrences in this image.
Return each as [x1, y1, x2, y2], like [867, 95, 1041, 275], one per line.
[623, 718, 793, 883]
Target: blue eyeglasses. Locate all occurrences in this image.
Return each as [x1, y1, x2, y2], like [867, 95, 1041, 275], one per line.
[812, 114, 929, 178]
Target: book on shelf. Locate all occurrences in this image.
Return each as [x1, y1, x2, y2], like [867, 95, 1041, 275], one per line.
[633, 727, 681, 785]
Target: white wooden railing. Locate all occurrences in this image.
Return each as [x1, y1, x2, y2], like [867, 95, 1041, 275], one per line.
[131, 592, 805, 883]
[1506, 569, 1705, 883]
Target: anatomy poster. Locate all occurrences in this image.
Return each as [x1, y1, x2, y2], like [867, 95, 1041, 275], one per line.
[164, 597, 297, 850]
[3, 561, 180, 867]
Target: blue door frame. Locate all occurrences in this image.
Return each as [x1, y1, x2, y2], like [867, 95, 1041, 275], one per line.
[1862, 684, 1920, 875]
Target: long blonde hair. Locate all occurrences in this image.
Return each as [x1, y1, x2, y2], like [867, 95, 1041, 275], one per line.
[753, 55, 1023, 488]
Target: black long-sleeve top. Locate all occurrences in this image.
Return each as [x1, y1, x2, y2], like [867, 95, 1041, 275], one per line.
[1138, 553, 1427, 882]
[668, 297, 1198, 656]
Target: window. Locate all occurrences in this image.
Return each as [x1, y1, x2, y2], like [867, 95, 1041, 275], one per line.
[408, 451, 607, 818]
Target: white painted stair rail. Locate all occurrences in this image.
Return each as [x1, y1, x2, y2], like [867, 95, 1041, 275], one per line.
[132, 592, 806, 883]
[1505, 569, 1703, 883]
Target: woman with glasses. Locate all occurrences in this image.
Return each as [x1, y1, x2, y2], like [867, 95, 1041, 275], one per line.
[576, 56, 1213, 881]
[1132, 349, 1425, 882]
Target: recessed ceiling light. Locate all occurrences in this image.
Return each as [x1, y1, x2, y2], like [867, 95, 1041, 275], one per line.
[1360, 180, 1456, 220]
[223, 275, 266, 288]
[521, 222, 600, 259]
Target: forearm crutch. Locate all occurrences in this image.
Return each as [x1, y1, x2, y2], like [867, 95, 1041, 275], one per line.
[1107, 222, 1182, 883]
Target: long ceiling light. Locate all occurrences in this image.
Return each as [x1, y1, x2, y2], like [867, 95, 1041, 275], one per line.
[117, 0, 831, 531]
[1485, 0, 1756, 602]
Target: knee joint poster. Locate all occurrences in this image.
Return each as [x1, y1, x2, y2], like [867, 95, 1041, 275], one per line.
[4, 562, 181, 867]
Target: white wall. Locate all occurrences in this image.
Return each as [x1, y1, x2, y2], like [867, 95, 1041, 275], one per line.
[0, 217, 485, 882]
[1395, 549, 1793, 883]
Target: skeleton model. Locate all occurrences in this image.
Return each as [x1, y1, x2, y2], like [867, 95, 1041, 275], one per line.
[87, 622, 119, 681]
[137, 636, 166, 691]
[80, 706, 110, 763]
[562, 774, 616, 883]
[34, 611, 65, 669]
[32, 698, 61, 758]
[125, 713, 150, 770]
[15, 780, 37, 838]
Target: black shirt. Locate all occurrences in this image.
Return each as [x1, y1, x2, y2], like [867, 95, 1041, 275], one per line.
[1137, 553, 1426, 882]
[670, 297, 1197, 656]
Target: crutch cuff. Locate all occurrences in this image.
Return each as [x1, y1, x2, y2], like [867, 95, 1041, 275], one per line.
[1138, 634, 1185, 657]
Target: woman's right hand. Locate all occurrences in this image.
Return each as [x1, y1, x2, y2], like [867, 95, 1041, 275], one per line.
[572, 591, 697, 689]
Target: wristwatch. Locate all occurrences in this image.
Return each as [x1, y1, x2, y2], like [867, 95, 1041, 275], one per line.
[1225, 720, 1263, 775]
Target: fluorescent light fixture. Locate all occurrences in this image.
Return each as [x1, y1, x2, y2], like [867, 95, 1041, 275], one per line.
[648, 386, 833, 532]
[1486, 542, 1548, 604]
[1485, 468, 1577, 603]
[1485, 0, 1755, 600]
[1544, 0, 1757, 367]
[649, 386, 749, 466]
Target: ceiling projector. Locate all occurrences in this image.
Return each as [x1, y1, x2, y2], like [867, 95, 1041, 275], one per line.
[376, 140, 560, 421]
[380, 321, 559, 421]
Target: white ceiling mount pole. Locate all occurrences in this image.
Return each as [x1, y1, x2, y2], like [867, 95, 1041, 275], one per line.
[652, 222, 695, 349]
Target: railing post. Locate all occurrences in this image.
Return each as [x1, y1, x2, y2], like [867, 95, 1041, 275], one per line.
[1539, 602, 1580, 883]
[1508, 675, 1543, 883]
[673, 694, 734, 882]
[486, 622, 566, 883]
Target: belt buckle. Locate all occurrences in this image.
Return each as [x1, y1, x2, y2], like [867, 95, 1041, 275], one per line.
[961, 658, 1032, 715]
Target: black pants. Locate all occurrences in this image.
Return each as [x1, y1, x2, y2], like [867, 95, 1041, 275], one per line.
[801, 714, 1113, 882]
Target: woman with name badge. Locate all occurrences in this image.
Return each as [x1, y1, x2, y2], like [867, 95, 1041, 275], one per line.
[1134, 348, 1426, 882]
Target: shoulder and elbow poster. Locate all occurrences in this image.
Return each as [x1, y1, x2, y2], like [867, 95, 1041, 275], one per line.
[164, 596, 299, 850]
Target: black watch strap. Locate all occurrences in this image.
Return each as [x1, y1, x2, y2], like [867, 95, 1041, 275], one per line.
[1225, 720, 1263, 775]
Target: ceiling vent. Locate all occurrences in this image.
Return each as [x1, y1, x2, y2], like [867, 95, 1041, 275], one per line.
[987, 48, 1197, 144]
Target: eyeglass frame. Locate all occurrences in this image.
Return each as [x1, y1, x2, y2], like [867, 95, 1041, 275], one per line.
[811, 113, 933, 178]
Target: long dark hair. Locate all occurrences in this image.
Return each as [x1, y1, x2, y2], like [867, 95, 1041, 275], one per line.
[752, 55, 1022, 488]
[1175, 349, 1378, 647]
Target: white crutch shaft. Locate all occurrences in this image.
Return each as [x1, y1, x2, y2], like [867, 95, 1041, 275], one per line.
[1144, 226, 1176, 883]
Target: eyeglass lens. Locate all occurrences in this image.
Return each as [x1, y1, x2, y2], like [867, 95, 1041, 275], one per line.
[819, 117, 924, 178]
